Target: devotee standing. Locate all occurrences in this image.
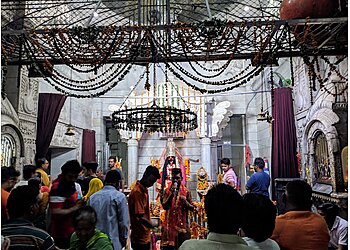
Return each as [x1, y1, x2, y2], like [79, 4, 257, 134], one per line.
[161, 168, 194, 250]
[241, 193, 280, 249]
[88, 170, 129, 250]
[78, 161, 98, 195]
[1, 166, 20, 224]
[108, 156, 124, 191]
[70, 206, 114, 250]
[28, 177, 49, 230]
[271, 180, 329, 250]
[49, 160, 85, 249]
[96, 167, 105, 181]
[220, 158, 238, 188]
[14, 164, 36, 187]
[128, 165, 160, 250]
[318, 203, 348, 250]
[180, 184, 255, 250]
[246, 157, 270, 197]
[83, 177, 104, 202]
[36, 157, 51, 189]
[2, 185, 59, 250]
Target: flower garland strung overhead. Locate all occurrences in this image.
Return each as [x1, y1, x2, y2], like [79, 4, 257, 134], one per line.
[2, 17, 335, 97]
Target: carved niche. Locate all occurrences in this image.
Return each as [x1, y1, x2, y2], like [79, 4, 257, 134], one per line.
[1, 125, 24, 172]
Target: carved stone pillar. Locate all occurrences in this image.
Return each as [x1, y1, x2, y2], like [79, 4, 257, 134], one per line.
[200, 137, 211, 180]
[127, 138, 138, 187]
[18, 68, 38, 165]
[210, 142, 218, 181]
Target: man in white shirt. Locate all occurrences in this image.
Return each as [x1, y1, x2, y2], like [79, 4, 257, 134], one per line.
[180, 184, 255, 250]
[318, 203, 348, 250]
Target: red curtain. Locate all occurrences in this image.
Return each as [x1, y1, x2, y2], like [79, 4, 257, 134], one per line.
[35, 93, 66, 160]
[82, 129, 96, 163]
[272, 88, 299, 194]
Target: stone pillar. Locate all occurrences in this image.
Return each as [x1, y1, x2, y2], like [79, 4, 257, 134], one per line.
[200, 137, 211, 180]
[210, 142, 218, 182]
[127, 138, 138, 187]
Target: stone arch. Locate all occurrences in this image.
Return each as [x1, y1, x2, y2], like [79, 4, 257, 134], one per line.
[1, 124, 25, 172]
[303, 108, 341, 192]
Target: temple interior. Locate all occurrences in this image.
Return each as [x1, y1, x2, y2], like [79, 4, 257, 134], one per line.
[1, 0, 348, 247]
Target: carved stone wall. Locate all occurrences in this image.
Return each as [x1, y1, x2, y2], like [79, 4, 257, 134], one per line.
[18, 67, 39, 164]
[295, 56, 347, 193]
[303, 113, 339, 191]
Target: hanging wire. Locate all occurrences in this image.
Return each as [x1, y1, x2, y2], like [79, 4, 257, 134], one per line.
[287, 24, 295, 87]
[260, 67, 264, 112]
[119, 68, 147, 109]
[158, 63, 191, 109]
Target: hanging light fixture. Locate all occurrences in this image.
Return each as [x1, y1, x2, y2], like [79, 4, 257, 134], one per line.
[112, 102, 197, 134]
[65, 79, 75, 136]
[257, 68, 273, 123]
[111, 63, 198, 134]
[65, 124, 75, 136]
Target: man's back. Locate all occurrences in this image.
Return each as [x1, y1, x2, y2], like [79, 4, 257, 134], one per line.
[2, 218, 57, 250]
[88, 186, 129, 250]
[180, 232, 256, 250]
[128, 181, 150, 245]
[246, 171, 270, 197]
[271, 211, 330, 250]
[329, 216, 348, 248]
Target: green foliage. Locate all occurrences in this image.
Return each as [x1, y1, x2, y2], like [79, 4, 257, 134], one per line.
[273, 72, 292, 88]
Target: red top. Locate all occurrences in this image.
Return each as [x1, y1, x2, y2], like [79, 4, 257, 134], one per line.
[128, 181, 151, 244]
[49, 175, 78, 239]
[161, 183, 193, 247]
[1, 188, 10, 222]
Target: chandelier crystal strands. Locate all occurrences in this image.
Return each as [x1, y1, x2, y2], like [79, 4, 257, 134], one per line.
[111, 64, 198, 134]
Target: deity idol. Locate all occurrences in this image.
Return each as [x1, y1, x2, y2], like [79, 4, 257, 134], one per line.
[157, 138, 187, 202]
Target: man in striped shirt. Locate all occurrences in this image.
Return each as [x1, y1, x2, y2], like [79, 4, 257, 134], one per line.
[2, 185, 59, 250]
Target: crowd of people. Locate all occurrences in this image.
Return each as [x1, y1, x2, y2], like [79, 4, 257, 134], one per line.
[1, 156, 348, 250]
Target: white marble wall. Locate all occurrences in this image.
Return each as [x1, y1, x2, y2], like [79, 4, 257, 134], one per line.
[35, 60, 290, 197]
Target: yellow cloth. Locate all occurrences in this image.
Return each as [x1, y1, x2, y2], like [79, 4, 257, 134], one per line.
[84, 178, 104, 201]
[36, 168, 50, 187]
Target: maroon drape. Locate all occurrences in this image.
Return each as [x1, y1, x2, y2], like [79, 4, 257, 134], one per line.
[82, 129, 96, 163]
[36, 93, 66, 159]
[272, 88, 299, 191]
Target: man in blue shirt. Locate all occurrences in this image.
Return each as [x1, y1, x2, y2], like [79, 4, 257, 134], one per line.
[88, 170, 129, 250]
[246, 157, 270, 197]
